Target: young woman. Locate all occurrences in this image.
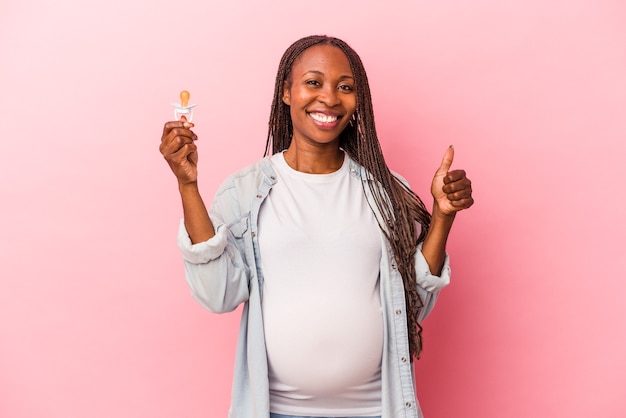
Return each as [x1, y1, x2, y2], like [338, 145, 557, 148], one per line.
[159, 35, 473, 418]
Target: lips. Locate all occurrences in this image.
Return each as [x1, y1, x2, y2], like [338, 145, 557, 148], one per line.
[307, 111, 344, 131]
[309, 112, 339, 123]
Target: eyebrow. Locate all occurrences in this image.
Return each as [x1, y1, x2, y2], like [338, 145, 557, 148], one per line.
[301, 70, 354, 80]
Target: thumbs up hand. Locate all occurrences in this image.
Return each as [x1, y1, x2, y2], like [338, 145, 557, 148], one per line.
[430, 146, 474, 217]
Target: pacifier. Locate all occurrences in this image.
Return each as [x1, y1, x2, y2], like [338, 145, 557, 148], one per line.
[172, 90, 197, 122]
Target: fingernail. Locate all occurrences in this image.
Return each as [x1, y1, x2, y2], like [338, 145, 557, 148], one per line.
[450, 144, 454, 149]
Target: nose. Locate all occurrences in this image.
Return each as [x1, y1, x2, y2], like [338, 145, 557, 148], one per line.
[318, 85, 340, 107]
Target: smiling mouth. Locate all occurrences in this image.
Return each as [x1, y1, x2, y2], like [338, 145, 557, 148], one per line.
[309, 112, 339, 123]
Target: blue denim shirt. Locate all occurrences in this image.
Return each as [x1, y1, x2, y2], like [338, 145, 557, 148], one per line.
[177, 156, 451, 418]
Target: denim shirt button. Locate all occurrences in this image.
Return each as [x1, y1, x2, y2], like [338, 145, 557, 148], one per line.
[406, 402, 412, 408]
[251, 232, 256, 238]
[395, 309, 402, 315]
[256, 194, 262, 198]
[401, 356, 407, 363]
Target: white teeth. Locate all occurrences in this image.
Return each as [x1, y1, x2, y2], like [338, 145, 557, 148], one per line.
[310, 113, 338, 123]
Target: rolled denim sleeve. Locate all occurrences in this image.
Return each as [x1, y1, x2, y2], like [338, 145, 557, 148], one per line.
[415, 243, 451, 321]
[177, 219, 250, 314]
[177, 220, 228, 264]
[415, 243, 451, 292]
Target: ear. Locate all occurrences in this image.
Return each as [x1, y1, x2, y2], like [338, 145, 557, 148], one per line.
[282, 81, 291, 105]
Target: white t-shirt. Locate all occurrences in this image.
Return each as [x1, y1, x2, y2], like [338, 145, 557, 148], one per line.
[258, 152, 384, 416]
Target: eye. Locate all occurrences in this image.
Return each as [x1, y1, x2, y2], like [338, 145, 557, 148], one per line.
[338, 84, 354, 92]
[306, 79, 321, 87]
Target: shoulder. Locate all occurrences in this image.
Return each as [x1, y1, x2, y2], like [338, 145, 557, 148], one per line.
[215, 156, 275, 197]
[391, 170, 410, 188]
[210, 156, 275, 223]
[347, 155, 411, 188]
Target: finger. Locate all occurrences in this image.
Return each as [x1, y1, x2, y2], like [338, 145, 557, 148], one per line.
[445, 186, 473, 202]
[443, 182, 471, 198]
[179, 115, 194, 129]
[435, 145, 454, 176]
[443, 174, 470, 194]
[162, 127, 198, 150]
[450, 196, 475, 210]
[160, 134, 197, 157]
[162, 120, 195, 141]
[170, 142, 198, 164]
[443, 169, 466, 185]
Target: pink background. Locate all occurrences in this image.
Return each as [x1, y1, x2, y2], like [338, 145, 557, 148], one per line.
[1, 1, 625, 417]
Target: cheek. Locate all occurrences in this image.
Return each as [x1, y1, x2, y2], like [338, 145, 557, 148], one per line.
[289, 105, 297, 121]
[295, 89, 314, 104]
[346, 96, 357, 115]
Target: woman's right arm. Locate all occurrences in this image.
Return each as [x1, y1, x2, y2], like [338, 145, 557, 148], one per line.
[160, 118, 250, 313]
[159, 118, 215, 243]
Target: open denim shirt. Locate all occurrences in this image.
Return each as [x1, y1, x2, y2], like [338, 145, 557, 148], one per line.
[177, 156, 451, 418]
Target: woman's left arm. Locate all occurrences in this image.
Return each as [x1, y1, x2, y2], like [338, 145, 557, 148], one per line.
[421, 146, 474, 275]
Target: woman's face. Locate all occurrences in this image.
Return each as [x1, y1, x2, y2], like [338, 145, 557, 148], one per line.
[282, 44, 357, 148]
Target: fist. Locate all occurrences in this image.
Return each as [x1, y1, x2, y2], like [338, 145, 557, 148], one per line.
[431, 146, 474, 217]
[159, 117, 199, 185]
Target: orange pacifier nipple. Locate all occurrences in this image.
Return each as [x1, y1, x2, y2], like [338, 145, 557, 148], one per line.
[180, 90, 190, 108]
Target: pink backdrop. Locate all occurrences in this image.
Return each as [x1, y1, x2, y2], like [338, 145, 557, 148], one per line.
[1, 1, 625, 417]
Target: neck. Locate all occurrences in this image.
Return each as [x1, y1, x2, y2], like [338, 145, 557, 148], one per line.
[283, 142, 344, 174]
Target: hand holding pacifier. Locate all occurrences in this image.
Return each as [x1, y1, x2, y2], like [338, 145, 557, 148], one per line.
[161, 93, 198, 185]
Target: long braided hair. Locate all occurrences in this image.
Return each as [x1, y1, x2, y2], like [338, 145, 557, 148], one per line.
[264, 35, 432, 359]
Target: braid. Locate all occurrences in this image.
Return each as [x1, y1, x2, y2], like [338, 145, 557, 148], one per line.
[264, 35, 432, 359]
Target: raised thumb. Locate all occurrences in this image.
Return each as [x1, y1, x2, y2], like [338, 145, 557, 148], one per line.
[435, 145, 454, 175]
